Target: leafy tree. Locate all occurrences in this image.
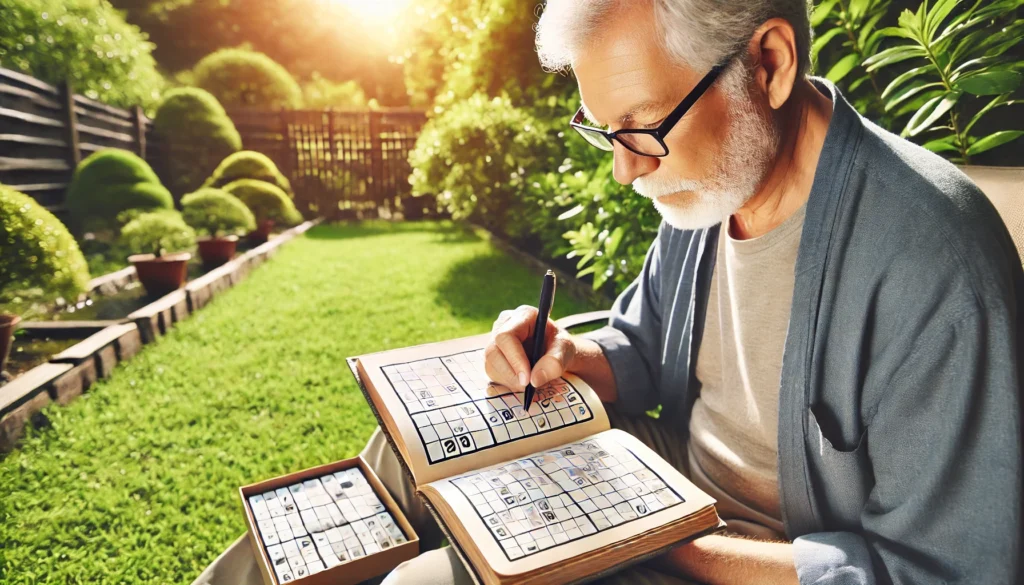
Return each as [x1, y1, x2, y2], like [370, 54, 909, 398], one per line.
[0, 0, 165, 109]
[193, 47, 303, 110]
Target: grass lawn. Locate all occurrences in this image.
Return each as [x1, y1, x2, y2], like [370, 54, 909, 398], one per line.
[0, 221, 599, 584]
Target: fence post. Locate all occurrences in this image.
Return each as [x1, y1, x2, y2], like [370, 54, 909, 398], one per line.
[369, 111, 383, 206]
[60, 80, 80, 169]
[132, 105, 146, 160]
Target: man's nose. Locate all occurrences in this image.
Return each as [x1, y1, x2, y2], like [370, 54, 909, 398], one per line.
[611, 142, 659, 186]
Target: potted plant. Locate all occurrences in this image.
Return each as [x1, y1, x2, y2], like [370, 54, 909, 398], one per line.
[119, 210, 197, 297]
[181, 187, 256, 268]
[222, 178, 303, 244]
[1, 186, 90, 380]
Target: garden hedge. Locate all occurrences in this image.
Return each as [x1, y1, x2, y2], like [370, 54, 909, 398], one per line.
[0, 185, 90, 307]
[65, 149, 174, 234]
[223, 179, 302, 226]
[203, 151, 293, 196]
[193, 47, 303, 110]
[152, 88, 242, 198]
[181, 188, 256, 237]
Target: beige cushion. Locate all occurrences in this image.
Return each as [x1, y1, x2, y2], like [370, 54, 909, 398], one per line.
[959, 165, 1024, 262]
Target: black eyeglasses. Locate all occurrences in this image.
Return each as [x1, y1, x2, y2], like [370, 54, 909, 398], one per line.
[569, 62, 728, 157]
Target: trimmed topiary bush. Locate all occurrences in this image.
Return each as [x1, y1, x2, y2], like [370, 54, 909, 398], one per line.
[65, 149, 173, 234]
[181, 188, 256, 237]
[118, 210, 196, 256]
[0, 185, 90, 309]
[203, 151, 293, 196]
[152, 87, 242, 198]
[193, 47, 303, 110]
[223, 179, 302, 226]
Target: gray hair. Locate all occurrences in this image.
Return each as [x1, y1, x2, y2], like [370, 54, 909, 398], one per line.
[536, 0, 812, 76]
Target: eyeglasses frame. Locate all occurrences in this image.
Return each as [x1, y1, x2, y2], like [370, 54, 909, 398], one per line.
[569, 60, 730, 158]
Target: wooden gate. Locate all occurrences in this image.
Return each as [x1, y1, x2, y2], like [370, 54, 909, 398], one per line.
[229, 109, 427, 219]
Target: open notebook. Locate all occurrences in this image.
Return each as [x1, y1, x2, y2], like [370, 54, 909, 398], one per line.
[350, 334, 723, 585]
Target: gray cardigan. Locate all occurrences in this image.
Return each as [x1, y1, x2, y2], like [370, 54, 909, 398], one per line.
[584, 80, 1023, 585]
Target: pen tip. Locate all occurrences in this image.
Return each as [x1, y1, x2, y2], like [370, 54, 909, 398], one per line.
[545, 269, 555, 277]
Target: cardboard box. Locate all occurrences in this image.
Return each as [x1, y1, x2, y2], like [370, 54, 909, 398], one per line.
[240, 456, 419, 585]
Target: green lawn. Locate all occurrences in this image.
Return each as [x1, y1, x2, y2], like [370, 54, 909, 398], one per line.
[0, 221, 598, 584]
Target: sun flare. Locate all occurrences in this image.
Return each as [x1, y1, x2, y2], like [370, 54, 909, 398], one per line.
[334, 0, 414, 26]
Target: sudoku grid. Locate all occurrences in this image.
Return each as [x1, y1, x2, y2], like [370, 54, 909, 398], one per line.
[381, 349, 594, 464]
[247, 468, 408, 583]
[450, 437, 684, 561]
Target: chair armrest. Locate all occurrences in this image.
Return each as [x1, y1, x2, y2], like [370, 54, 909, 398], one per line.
[554, 310, 611, 332]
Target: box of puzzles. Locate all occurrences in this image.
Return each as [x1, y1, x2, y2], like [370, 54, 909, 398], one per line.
[240, 456, 419, 584]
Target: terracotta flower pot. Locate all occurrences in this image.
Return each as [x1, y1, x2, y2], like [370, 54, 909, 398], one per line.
[129, 252, 192, 297]
[0, 313, 21, 374]
[197, 235, 239, 268]
[249, 220, 275, 244]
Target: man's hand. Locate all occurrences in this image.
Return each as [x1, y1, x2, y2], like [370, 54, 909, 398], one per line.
[484, 305, 576, 392]
[484, 306, 618, 402]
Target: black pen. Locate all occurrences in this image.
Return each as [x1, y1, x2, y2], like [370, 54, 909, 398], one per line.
[523, 270, 556, 412]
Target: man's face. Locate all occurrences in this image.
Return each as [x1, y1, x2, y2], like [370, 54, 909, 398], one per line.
[573, 5, 778, 230]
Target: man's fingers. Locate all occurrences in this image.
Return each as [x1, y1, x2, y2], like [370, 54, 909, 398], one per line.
[530, 334, 575, 388]
[483, 343, 520, 390]
[494, 330, 532, 390]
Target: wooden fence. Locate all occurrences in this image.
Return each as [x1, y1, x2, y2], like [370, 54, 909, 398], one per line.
[0, 66, 427, 219]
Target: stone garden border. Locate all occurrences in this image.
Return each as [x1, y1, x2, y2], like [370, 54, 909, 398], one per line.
[0, 220, 319, 453]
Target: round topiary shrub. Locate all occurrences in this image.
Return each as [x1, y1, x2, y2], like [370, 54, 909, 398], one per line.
[181, 188, 256, 237]
[0, 185, 90, 308]
[223, 179, 302, 226]
[118, 210, 196, 256]
[152, 87, 242, 198]
[203, 151, 293, 196]
[65, 149, 174, 234]
[193, 48, 303, 110]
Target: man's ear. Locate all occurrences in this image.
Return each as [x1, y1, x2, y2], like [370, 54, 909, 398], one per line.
[748, 17, 799, 110]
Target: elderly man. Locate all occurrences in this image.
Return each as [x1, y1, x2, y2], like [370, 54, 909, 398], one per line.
[384, 0, 1023, 583]
[193, 1, 1021, 584]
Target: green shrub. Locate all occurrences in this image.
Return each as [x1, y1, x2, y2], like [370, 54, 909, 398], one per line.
[408, 93, 556, 233]
[193, 47, 303, 110]
[118, 210, 196, 256]
[203, 151, 293, 196]
[152, 87, 242, 198]
[0, 185, 90, 310]
[0, 0, 165, 110]
[181, 188, 256, 237]
[223, 179, 302, 226]
[65, 149, 174, 234]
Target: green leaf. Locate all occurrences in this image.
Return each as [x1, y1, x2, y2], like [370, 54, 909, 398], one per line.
[885, 81, 944, 111]
[877, 26, 918, 40]
[922, 135, 960, 153]
[967, 130, 1024, 156]
[864, 44, 927, 71]
[849, 0, 871, 22]
[904, 91, 961, 137]
[826, 53, 861, 83]
[925, 0, 959, 40]
[965, 94, 1018, 134]
[848, 74, 872, 92]
[858, 11, 887, 49]
[812, 27, 846, 62]
[956, 70, 1022, 95]
[811, 0, 840, 27]
[604, 226, 625, 257]
[881, 64, 933, 99]
[557, 204, 584, 221]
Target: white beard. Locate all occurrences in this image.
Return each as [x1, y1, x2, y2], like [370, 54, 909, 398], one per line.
[631, 75, 778, 231]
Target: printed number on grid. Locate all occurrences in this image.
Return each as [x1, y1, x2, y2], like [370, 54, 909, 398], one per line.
[381, 349, 593, 464]
[450, 437, 685, 560]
